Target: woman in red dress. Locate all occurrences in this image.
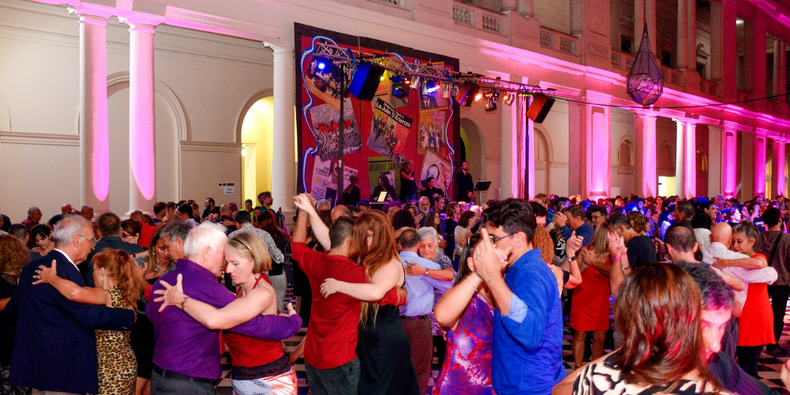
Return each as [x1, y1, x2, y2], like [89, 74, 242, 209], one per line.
[723, 220, 775, 378]
[569, 224, 612, 368]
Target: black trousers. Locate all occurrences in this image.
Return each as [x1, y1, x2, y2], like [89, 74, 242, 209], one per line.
[736, 345, 764, 378]
[768, 284, 790, 345]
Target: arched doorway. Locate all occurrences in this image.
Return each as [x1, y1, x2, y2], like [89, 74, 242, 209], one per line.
[239, 96, 274, 205]
[459, 118, 485, 199]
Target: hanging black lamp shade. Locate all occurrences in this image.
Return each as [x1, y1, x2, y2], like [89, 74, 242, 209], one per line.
[627, 24, 664, 106]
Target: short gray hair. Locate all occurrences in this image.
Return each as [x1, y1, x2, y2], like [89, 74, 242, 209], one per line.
[52, 215, 91, 247]
[162, 221, 191, 243]
[184, 222, 228, 259]
[27, 206, 40, 217]
[417, 227, 439, 243]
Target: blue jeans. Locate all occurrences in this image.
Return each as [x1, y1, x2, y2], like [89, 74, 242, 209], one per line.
[305, 358, 360, 395]
[150, 369, 215, 395]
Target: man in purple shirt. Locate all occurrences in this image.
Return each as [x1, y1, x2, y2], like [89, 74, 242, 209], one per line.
[146, 222, 301, 393]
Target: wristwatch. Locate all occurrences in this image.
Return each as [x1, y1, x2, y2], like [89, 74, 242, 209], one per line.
[568, 255, 577, 261]
[425, 269, 430, 276]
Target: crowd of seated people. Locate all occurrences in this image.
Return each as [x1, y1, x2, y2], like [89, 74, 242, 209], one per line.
[3, 190, 790, 394]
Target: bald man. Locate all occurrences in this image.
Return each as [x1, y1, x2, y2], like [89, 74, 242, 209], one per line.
[330, 205, 351, 222]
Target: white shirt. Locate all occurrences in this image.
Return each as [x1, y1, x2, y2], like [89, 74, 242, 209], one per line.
[702, 242, 778, 306]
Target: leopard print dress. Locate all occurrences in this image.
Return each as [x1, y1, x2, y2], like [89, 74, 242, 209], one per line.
[96, 286, 136, 395]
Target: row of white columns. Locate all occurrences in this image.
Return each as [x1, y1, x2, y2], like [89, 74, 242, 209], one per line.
[72, 5, 296, 215]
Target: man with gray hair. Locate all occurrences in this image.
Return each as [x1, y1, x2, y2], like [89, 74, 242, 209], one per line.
[6, 215, 134, 393]
[22, 206, 42, 248]
[161, 221, 191, 262]
[146, 222, 301, 393]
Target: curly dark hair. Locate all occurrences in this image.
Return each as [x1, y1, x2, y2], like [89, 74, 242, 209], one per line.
[0, 235, 29, 275]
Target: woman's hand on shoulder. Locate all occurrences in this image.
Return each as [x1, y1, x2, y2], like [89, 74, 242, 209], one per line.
[32, 260, 58, 285]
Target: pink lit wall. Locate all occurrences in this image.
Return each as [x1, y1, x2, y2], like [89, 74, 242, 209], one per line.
[588, 108, 610, 200]
[683, 123, 696, 198]
[773, 140, 786, 198]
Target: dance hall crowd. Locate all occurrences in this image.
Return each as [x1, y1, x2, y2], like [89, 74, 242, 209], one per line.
[3, 190, 790, 395]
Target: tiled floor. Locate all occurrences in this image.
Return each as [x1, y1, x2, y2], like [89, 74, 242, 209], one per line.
[213, 289, 790, 394]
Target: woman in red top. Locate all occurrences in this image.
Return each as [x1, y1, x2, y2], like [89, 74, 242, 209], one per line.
[725, 220, 775, 378]
[155, 231, 297, 395]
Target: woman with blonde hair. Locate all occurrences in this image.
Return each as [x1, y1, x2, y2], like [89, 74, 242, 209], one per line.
[154, 231, 298, 394]
[35, 249, 143, 395]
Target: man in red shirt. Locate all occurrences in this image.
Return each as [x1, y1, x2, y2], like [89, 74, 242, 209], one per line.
[291, 194, 366, 395]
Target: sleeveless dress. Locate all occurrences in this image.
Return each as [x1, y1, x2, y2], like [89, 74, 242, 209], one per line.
[737, 253, 775, 347]
[357, 287, 419, 395]
[432, 292, 495, 395]
[222, 275, 297, 395]
[96, 286, 136, 395]
[569, 258, 611, 332]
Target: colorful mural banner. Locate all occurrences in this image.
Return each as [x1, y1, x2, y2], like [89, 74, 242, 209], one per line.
[295, 23, 460, 201]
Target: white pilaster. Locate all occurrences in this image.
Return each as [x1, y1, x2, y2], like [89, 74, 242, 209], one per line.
[120, 13, 163, 214]
[270, 44, 296, 220]
[772, 139, 786, 198]
[72, 4, 113, 214]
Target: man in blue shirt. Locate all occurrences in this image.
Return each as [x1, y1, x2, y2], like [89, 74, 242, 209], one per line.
[555, 204, 594, 247]
[398, 229, 453, 395]
[470, 198, 565, 394]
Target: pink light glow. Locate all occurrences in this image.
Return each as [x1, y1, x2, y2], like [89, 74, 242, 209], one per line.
[80, 15, 110, 203]
[683, 123, 696, 198]
[129, 24, 157, 201]
[637, 113, 658, 197]
[722, 130, 737, 196]
[588, 110, 610, 199]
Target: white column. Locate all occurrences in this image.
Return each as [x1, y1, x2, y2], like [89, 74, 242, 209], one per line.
[120, 14, 162, 214]
[634, 0, 657, 56]
[72, 5, 113, 214]
[270, 44, 296, 221]
[525, 105, 534, 200]
[772, 139, 786, 198]
[634, 110, 658, 197]
[683, 121, 697, 198]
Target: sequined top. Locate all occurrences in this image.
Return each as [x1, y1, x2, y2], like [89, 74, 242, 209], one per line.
[432, 292, 495, 395]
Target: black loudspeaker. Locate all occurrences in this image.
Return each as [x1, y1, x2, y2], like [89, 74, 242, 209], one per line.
[526, 93, 555, 123]
[349, 62, 385, 101]
[455, 81, 480, 107]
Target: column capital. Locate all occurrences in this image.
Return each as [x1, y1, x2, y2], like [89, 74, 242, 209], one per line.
[264, 42, 295, 54]
[69, 3, 115, 23]
[583, 90, 612, 103]
[119, 12, 164, 31]
[754, 127, 770, 137]
[630, 108, 658, 118]
[722, 120, 740, 131]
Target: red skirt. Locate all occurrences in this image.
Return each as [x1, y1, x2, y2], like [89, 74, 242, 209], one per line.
[738, 282, 775, 346]
[569, 264, 611, 332]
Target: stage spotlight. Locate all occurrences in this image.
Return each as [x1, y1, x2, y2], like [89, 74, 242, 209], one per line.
[441, 83, 451, 99]
[410, 76, 422, 89]
[454, 81, 480, 107]
[501, 92, 515, 105]
[485, 97, 497, 112]
[392, 81, 409, 99]
[424, 80, 439, 94]
[474, 92, 484, 101]
[390, 73, 402, 82]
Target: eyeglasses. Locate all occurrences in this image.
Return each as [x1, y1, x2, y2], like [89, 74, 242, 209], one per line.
[78, 234, 97, 247]
[489, 232, 516, 245]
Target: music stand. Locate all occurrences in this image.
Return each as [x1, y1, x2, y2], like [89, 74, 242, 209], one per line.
[473, 181, 491, 205]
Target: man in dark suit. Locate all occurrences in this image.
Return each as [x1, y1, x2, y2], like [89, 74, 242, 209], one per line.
[4, 215, 134, 394]
[456, 162, 474, 202]
[420, 177, 444, 204]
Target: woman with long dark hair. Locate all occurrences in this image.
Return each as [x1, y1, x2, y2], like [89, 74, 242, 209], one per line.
[316, 208, 418, 395]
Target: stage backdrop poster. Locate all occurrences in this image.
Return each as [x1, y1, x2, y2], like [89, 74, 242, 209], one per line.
[295, 23, 461, 202]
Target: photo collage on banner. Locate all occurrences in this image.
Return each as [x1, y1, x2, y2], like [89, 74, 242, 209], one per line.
[295, 23, 460, 204]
